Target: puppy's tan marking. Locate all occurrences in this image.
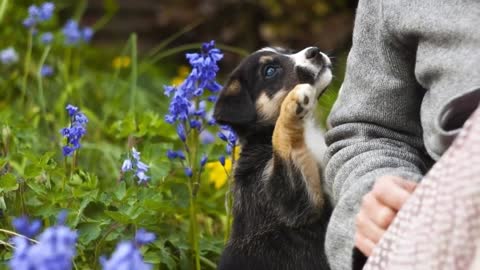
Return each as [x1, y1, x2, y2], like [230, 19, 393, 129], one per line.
[256, 90, 288, 122]
[259, 55, 274, 64]
[223, 80, 241, 95]
[272, 85, 324, 208]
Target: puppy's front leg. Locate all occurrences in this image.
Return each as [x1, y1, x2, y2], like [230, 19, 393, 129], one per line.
[272, 84, 324, 210]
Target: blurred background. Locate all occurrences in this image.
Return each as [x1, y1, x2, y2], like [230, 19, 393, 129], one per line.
[0, 0, 359, 268]
[85, 0, 357, 65]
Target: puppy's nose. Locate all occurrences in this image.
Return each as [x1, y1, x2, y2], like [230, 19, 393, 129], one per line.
[305, 47, 320, 59]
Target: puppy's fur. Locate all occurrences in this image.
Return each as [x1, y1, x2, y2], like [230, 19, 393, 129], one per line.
[214, 47, 333, 270]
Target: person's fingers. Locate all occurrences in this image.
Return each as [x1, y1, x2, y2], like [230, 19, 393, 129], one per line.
[354, 231, 376, 257]
[372, 176, 415, 211]
[361, 192, 397, 229]
[355, 208, 386, 244]
[393, 177, 418, 193]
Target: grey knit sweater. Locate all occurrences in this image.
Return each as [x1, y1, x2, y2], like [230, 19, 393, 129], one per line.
[324, 0, 480, 269]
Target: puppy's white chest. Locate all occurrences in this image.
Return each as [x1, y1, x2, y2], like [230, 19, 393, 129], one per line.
[304, 118, 327, 167]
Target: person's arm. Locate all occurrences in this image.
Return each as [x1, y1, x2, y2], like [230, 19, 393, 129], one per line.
[323, 0, 431, 269]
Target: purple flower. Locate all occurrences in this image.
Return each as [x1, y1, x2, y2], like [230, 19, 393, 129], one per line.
[134, 229, 156, 245]
[23, 3, 55, 29]
[219, 155, 226, 166]
[12, 216, 41, 238]
[40, 65, 54, 77]
[0, 47, 18, 65]
[176, 150, 186, 160]
[60, 104, 88, 156]
[166, 149, 178, 160]
[39, 2, 55, 21]
[40, 32, 53, 45]
[176, 123, 187, 142]
[132, 147, 141, 161]
[82, 27, 94, 42]
[100, 229, 154, 270]
[164, 40, 223, 124]
[199, 130, 215, 144]
[100, 242, 151, 270]
[200, 155, 208, 167]
[121, 159, 133, 172]
[62, 20, 94, 45]
[121, 148, 150, 184]
[62, 20, 82, 45]
[9, 213, 77, 270]
[184, 167, 193, 177]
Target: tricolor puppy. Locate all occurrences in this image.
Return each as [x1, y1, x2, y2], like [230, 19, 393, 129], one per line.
[214, 47, 333, 270]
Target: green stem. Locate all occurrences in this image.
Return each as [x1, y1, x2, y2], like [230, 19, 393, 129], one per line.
[37, 46, 51, 122]
[129, 33, 138, 115]
[63, 47, 72, 83]
[188, 182, 201, 270]
[145, 42, 249, 67]
[224, 145, 237, 243]
[187, 119, 201, 269]
[199, 256, 217, 269]
[21, 30, 33, 105]
[0, 0, 8, 23]
[146, 19, 203, 58]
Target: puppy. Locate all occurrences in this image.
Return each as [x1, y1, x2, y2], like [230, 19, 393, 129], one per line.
[213, 47, 333, 270]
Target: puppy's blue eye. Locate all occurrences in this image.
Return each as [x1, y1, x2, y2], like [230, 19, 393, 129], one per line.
[263, 65, 278, 79]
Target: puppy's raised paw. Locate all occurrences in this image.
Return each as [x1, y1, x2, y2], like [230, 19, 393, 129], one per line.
[281, 84, 318, 120]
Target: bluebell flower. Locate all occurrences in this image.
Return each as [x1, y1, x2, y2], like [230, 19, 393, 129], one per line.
[60, 104, 88, 157]
[121, 148, 150, 184]
[166, 149, 178, 160]
[164, 40, 223, 124]
[132, 147, 141, 161]
[189, 119, 201, 130]
[121, 159, 133, 172]
[66, 104, 78, 116]
[23, 2, 55, 29]
[100, 242, 151, 270]
[40, 65, 54, 77]
[219, 155, 226, 166]
[9, 213, 77, 270]
[12, 216, 42, 238]
[136, 171, 149, 184]
[176, 123, 187, 142]
[40, 32, 53, 45]
[200, 155, 208, 167]
[38, 2, 55, 21]
[62, 20, 82, 45]
[100, 229, 154, 270]
[134, 229, 156, 245]
[199, 130, 215, 144]
[176, 150, 186, 160]
[23, 17, 36, 28]
[82, 27, 94, 42]
[185, 167, 193, 178]
[0, 47, 19, 65]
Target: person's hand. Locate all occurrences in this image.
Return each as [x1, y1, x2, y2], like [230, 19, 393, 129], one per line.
[354, 175, 418, 256]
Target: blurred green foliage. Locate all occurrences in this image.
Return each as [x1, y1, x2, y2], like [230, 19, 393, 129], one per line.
[0, 0, 347, 269]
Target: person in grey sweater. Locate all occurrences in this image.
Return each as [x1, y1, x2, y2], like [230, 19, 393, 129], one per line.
[324, 0, 480, 269]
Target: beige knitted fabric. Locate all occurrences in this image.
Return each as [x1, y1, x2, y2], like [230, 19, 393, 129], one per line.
[364, 107, 480, 270]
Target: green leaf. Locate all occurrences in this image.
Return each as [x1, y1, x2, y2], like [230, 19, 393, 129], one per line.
[0, 173, 18, 192]
[104, 210, 131, 224]
[114, 181, 126, 201]
[77, 222, 102, 244]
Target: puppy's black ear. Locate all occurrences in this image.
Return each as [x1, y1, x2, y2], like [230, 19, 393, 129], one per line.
[214, 78, 256, 125]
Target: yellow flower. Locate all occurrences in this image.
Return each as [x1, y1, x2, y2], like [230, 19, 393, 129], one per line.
[171, 65, 190, 86]
[205, 147, 241, 189]
[206, 158, 232, 189]
[112, 56, 131, 69]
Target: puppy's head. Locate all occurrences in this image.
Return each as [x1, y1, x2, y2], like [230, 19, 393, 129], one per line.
[213, 47, 332, 130]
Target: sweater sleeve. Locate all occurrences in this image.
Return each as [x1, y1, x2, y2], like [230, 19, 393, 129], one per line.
[323, 0, 431, 269]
